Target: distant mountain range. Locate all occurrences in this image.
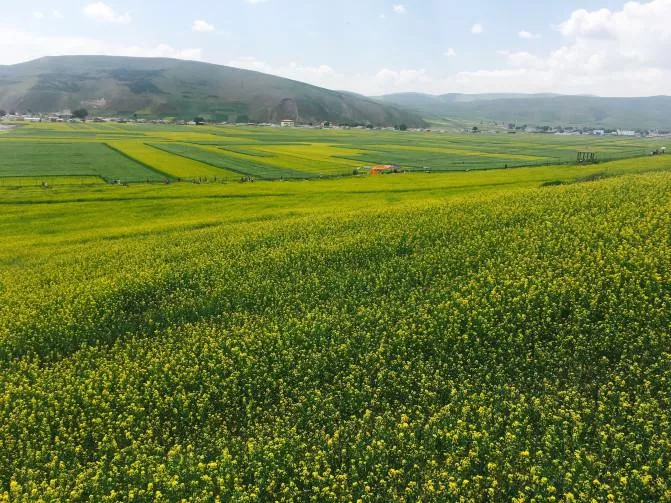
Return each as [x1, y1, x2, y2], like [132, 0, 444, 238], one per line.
[0, 56, 426, 127]
[2, 56, 670, 130]
[375, 93, 671, 130]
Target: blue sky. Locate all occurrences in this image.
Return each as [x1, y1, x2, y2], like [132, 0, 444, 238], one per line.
[2, 0, 670, 96]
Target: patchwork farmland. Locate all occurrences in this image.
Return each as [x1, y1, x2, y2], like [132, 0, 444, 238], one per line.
[0, 122, 667, 185]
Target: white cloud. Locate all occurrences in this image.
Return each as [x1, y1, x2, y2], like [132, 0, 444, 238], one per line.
[459, 0, 671, 96]
[471, 23, 484, 35]
[518, 30, 540, 40]
[142, 44, 202, 60]
[0, 25, 201, 65]
[35, 10, 64, 20]
[7, 0, 671, 98]
[83, 2, 131, 24]
[444, 48, 457, 57]
[192, 20, 215, 33]
[228, 57, 342, 88]
[227, 56, 273, 73]
[497, 50, 546, 69]
[393, 4, 407, 14]
[227, 57, 440, 95]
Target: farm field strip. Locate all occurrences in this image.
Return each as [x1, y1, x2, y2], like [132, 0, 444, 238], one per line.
[216, 146, 276, 157]
[246, 143, 364, 175]
[0, 175, 104, 186]
[107, 141, 240, 180]
[152, 131, 243, 142]
[360, 143, 546, 161]
[340, 151, 552, 171]
[150, 142, 315, 179]
[0, 142, 166, 182]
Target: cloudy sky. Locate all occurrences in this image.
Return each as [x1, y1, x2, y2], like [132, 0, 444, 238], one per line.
[2, 0, 671, 96]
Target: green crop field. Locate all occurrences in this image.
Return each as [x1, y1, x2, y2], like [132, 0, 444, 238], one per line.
[0, 142, 167, 183]
[1, 124, 671, 501]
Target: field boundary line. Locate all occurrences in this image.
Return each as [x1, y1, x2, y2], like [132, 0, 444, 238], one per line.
[103, 142, 173, 182]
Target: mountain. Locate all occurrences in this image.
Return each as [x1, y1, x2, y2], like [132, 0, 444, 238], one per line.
[0, 56, 426, 126]
[375, 92, 671, 130]
[375, 92, 561, 107]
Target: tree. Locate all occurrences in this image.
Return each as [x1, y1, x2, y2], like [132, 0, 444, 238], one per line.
[194, 117, 206, 125]
[0, 110, 6, 117]
[398, 124, 408, 131]
[472, 126, 479, 133]
[72, 108, 88, 120]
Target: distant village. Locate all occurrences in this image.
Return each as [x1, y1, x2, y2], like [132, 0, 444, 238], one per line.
[502, 124, 671, 138]
[2, 109, 671, 137]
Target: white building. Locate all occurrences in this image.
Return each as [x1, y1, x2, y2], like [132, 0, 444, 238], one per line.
[617, 130, 636, 136]
[280, 120, 295, 128]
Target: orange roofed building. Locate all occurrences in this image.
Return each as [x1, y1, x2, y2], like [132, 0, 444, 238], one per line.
[370, 165, 399, 175]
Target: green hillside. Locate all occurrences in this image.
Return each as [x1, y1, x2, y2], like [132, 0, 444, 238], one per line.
[0, 56, 426, 127]
[376, 92, 671, 130]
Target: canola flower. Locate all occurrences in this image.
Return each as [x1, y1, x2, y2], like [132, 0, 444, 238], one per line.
[0, 171, 670, 501]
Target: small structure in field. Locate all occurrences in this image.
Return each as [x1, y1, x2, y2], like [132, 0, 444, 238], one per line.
[577, 152, 598, 164]
[280, 119, 295, 128]
[370, 164, 400, 175]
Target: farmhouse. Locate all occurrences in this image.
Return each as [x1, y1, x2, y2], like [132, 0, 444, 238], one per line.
[370, 164, 400, 175]
[280, 120, 295, 128]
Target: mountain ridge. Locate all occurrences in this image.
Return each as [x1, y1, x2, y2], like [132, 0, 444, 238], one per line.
[0, 56, 426, 127]
[374, 92, 671, 130]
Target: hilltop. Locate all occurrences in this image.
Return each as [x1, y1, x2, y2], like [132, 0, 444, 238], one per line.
[0, 56, 426, 127]
[376, 92, 671, 130]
